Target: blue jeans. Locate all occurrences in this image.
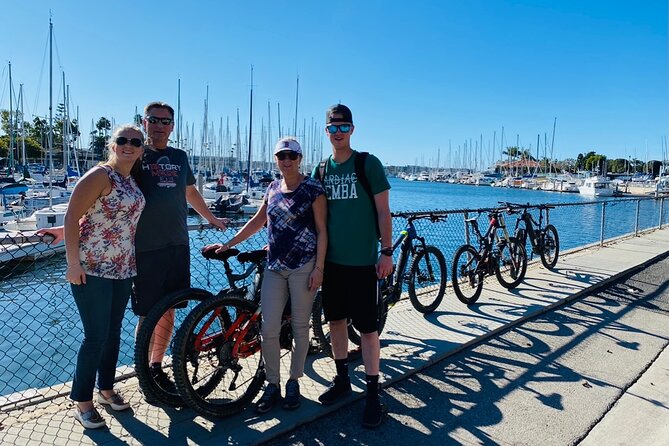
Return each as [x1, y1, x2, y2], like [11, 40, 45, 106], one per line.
[70, 275, 132, 402]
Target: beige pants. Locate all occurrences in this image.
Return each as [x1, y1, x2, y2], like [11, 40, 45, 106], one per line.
[260, 259, 316, 385]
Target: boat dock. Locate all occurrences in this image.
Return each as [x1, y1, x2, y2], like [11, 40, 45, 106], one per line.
[1, 225, 668, 445]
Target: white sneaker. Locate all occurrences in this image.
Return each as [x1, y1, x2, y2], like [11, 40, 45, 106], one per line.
[74, 406, 106, 429]
[97, 391, 131, 411]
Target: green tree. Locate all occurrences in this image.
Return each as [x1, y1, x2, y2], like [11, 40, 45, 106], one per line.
[584, 154, 606, 173]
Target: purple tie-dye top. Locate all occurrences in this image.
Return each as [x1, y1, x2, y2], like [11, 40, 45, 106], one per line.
[265, 176, 325, 271]
[78, 165, 146, 279]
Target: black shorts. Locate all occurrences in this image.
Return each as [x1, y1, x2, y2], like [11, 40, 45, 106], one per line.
[132, 245, 191, 316]
[321, 261, 379, 334]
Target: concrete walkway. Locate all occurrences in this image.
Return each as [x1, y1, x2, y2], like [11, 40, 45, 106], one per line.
[1, 228, 668, 446]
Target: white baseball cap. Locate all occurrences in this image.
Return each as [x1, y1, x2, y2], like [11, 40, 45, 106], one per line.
[274, 137, 302, 155]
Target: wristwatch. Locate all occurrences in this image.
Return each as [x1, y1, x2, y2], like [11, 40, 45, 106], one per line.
[380, 247, 393, 257]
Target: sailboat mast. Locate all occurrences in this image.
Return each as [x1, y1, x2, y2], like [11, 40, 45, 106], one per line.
[19, 84, 26, 166]
[293, 75, 299, 136]
[48, 18, 54, 208]
[267, 101, 272, 166]
[177, 78, 181, 149]
[277, 103, 282, 138]
[62, 72, 68, 169]
[8, 62, 15, 174]
[246, 66, 254, 192]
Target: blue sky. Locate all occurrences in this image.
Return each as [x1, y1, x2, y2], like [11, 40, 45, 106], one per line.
[1, 0, 667, 168]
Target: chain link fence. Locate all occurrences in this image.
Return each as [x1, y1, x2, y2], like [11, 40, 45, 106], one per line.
[0, 196, 666, 436]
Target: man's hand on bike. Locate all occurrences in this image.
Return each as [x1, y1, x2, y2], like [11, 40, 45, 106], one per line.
[376, 254, 394, 279]
[208, 217, 230, 231]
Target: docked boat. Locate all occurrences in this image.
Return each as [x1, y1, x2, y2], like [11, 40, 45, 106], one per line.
[578, 176, 617, 197]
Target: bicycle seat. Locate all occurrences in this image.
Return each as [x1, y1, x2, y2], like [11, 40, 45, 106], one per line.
[237, 249, 267, 264]
[201, 247, 240, 260]
[465, 216, 479, 223]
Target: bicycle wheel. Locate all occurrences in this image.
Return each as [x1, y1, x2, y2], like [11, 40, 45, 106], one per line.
[311, 291, 362, 358]
[495, 237, 528, 289]
[451, 244, 484, 305]
[172, 294, 265, 418]
[134, 288, 215, 407]
[408, 245, 447, 314]
[540, 224, 560, 270]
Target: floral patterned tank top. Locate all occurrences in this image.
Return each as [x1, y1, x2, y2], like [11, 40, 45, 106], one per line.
[79, 165, 146, 279]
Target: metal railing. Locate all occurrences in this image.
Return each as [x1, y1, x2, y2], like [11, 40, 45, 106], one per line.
[0, 196, 666, 429]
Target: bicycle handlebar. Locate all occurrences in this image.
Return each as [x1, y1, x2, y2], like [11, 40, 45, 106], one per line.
[397, 212, 448, 223]
[498, 201, 555, 212]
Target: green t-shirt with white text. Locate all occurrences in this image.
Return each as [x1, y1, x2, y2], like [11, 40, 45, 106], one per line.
[311, 151, 390, 266]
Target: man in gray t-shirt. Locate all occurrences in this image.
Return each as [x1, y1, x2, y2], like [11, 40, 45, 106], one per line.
[133, 101, 227, 394]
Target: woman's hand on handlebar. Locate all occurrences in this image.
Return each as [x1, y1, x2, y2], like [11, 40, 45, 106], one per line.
[202, 243, 229, 254]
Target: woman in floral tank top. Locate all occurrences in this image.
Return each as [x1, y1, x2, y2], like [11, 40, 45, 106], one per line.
[203, 137, 327, 414]
[63, 124, 146, 429]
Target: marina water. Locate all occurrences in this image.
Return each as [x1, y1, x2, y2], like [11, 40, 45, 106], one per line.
[1, 178, 665, 396]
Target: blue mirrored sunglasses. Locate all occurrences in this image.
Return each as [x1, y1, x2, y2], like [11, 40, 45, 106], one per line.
[326, 124, 352, 134]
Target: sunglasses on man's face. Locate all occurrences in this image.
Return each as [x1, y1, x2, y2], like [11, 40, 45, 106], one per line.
[146, 116, 174, 125]
[115, 136, 143, 147]
[276, 151, 299, 161]
[326, 124, 352, 134]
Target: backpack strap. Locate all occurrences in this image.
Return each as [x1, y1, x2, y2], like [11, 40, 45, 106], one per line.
[354, 152, 380, 238]
[317, 159, 327, 183]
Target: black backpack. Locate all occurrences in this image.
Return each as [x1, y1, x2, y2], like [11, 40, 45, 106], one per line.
[315, 151, 380, 237]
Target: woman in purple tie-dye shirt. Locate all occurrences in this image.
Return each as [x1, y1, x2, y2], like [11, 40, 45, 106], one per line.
[204, 136, 327, 414]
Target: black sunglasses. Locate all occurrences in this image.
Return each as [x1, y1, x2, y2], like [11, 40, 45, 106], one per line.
[326, 124, 352, 134]
[115, 136, 143, 147]
[146, 116, 174, 125]
[276, 151, 299, 161]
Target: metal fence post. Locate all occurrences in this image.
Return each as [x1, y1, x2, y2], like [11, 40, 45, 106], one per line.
[660, 197, 665, 229]
[634, 199, 640, 236]
[464, 211, 471, 246]
[600, 202, 607, 246]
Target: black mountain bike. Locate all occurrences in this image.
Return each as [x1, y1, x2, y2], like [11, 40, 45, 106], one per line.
[312, 212, 448, 357]
[452, 208, 527, 305]
[134, 247, 265, 407]
[502, 202, 560, 270]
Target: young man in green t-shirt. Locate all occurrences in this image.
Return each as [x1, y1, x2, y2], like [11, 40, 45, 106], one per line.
[312, 104, 393, 428]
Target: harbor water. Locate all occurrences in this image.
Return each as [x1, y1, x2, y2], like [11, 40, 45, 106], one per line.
[0, 178, 666, 397]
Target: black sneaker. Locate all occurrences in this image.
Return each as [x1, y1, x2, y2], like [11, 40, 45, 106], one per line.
[318, 375, 352, 405]
[362, 397, 385, 429]
[149, 364, 176, 394]
[255, 383, 281, 414]
[283, 379, 300, 410]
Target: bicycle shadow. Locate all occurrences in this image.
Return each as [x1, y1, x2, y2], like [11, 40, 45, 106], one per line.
[259, 260, 669, 446]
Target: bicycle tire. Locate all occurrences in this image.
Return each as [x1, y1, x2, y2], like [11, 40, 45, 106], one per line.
[172, 294, 266, 418]
[134, 288, 215, 407]
[408, 245, 447, 314]
[451, 244, 484, 305]
[311, 291, 362, 358]
[495, 237, 528, 289]
[540, 224, 560, 270]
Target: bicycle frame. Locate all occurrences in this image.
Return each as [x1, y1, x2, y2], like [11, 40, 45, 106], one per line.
[384, 217, 427, 302]
[467, 210, 512, 254]
[507, 203, 551, 253]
